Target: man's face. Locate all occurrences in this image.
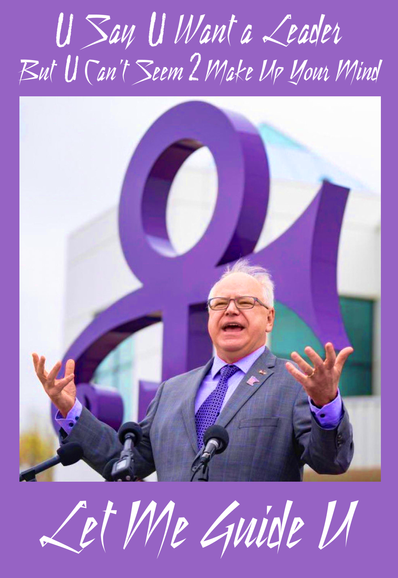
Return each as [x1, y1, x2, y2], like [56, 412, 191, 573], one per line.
[208, 273, 275, 363]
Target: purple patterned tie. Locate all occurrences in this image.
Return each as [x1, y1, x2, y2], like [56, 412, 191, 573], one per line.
[195, 364, 240, 450]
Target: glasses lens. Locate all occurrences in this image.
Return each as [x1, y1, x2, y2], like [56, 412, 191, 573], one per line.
[210, 298, 229, 310]
[236, 297, 255, 309]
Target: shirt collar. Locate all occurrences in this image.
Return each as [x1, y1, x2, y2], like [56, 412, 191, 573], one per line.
[211, 345, 266, 378]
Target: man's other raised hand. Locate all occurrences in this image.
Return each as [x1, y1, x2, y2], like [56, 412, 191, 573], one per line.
[32, 354, 76, 418]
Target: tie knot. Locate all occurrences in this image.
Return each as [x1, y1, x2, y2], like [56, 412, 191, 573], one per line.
[220, 364, 240, 380]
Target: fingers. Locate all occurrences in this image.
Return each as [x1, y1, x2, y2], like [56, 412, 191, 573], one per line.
[47, 360, 62, 383]
[32, 352, 39, 372]
[32, 354, 76, 416]
[55, 373, 75, 390]
[35, 355, 49, 384]
[290, 351, 314, 377]
[304, 346, 324, 369]
[288, 343, 351, 406]
[65, 358, 75, 375]
[324, 342, 336, 370]
[335, 347, 354, 371]
[285, 362, 307, 386]
[32, 355, 75, 389]
[291, 344, 350, 376]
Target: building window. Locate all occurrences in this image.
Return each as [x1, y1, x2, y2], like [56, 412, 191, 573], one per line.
[93, 336, 134, 420]
[271, 297, 373, 396]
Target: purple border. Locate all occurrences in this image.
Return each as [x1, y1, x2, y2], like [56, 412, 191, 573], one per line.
[8, 1, 392, 576]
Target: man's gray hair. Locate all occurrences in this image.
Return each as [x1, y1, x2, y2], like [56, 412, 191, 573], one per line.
[209, 259, 275, 307]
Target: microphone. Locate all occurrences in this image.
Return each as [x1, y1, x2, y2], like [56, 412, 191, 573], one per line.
[110, 422, 143, 481]
[201, 425, 229, 465]
[118, 421, 143, 446]
[19, 443, 84, 481]
[191, 425, 229, 481]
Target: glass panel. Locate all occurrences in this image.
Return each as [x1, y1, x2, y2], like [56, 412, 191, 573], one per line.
[116, 367, 134, 421]
[118, 337, 134, 364]
[339, 297, 373, 396]
[271, 298, 373, 396]
[271, 302, 324, 359]
[93, 335, 135, 420]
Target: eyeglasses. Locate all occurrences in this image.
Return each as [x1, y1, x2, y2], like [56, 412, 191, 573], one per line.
[207, 296, 270, 311]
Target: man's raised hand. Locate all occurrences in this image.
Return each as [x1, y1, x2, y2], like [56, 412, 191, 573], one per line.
[32, 353, 76, 418]
[285, 342, 354, 407]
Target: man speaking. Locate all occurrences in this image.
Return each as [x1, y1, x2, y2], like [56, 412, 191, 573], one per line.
[33, 260, 354, 481]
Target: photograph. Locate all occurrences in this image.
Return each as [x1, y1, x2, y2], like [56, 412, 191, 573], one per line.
[20, 96, 381, 482]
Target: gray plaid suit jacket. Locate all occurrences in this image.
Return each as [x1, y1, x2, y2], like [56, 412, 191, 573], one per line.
[63, 348, 353, 481]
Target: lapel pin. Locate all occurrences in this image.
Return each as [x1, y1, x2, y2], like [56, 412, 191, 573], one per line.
[247, 376, 259, 386]
[258, 369, 267, 375]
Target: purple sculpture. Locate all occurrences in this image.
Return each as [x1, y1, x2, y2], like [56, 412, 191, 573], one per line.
[53, 101, 350, 431]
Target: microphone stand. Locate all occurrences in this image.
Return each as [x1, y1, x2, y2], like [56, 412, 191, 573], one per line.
[194, 462, 210, 482]
[20, 443, 84, 482]
[190, 451, 210, 482]
[20, 455, 61, 482]
[19, 468, 38, 482]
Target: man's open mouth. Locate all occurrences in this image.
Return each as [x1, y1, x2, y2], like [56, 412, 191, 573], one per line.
[222, 323, 244, 332]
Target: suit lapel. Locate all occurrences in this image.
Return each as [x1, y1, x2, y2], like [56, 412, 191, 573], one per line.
[217, 349, 276, 429]
[181, 358, 214, 453]
[181, 349, 277, 452]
